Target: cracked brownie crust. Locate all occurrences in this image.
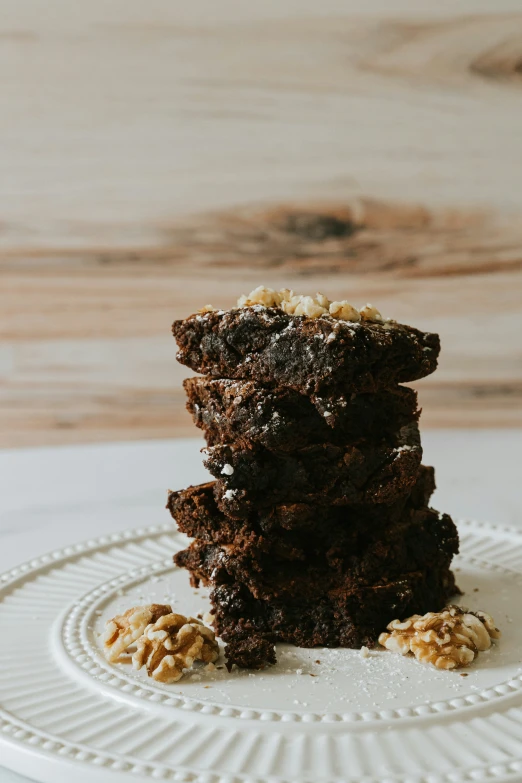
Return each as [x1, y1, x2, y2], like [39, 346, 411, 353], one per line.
[173, 506, 458, 600]
[210, 566, 458, 649]
[204, 422, 422, 514]
[173, 306, 440, 396]
[184, 377, 419, 451]
[168, 466, 436, 545]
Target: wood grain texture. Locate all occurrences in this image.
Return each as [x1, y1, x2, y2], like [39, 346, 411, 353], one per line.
[1, 1, 522, 446]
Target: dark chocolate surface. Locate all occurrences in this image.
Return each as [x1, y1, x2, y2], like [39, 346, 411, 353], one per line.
[168, 465, 436, 545]
[174, 505, 458, 600]
[224, 635, 277, 670]
[185, 376, 419, 451]
[210, 566, 458, 649]
[205, 423, 422, 514]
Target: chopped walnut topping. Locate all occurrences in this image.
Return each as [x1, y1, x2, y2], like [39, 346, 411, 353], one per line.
[238, 286, 283, 308]
[379, 605, 500, 670]
[103, 604, 172, 662]
[199, 304, 215, 313]
[293, 295, 328, 318]
[132, 613, 219, 683]
[315, 292, 330, 309]
[280, 295, 302, 315]
[237, 286, 386, 322]
[359, 303, 384, 323]
[329, 301, 361, 322]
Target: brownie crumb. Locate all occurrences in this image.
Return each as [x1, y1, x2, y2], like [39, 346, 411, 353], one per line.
[225, 635, 277, 671]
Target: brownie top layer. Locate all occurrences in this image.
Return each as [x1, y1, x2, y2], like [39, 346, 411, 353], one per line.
[173, 306, 440, 395]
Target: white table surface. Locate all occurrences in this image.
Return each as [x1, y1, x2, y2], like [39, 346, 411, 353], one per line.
[1, 432, 521, 783]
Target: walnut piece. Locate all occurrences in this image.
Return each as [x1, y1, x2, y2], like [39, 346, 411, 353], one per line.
[132, 613, 219, 683]
[359, 303, 384, 323]
[238, 286, 283, 308]
[379, 605, 500, 670]
[237, 286, 385, 322]
[293, 295, 328, 319]
[329, 300, 361, 321]
[103, 604, 172, 662]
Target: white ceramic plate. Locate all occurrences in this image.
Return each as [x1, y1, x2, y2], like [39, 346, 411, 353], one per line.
[0, 519, 521, 783]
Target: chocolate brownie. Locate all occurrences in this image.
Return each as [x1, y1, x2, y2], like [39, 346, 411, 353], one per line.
[205, 423, 422, 515]
[170, 296, 457, 654]
[210, 566, 458, 649]
[173, 306, 440, 396]
[168, 467, 437, 552]
[184, 377, 419, 451]
[224, 635, 277, 671]
[167, 466, 436, 543]
[173, 506, 458, 599]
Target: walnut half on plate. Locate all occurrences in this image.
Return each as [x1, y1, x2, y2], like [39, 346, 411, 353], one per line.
[103, 604, 173, 662]
[379, 605, 500, 670]
[133, 613, 219, 683]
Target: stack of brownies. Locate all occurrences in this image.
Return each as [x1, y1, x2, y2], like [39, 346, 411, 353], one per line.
[168, 288, 458, 667]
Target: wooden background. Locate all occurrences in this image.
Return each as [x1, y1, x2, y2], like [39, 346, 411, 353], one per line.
[1, 0, 522, 447]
